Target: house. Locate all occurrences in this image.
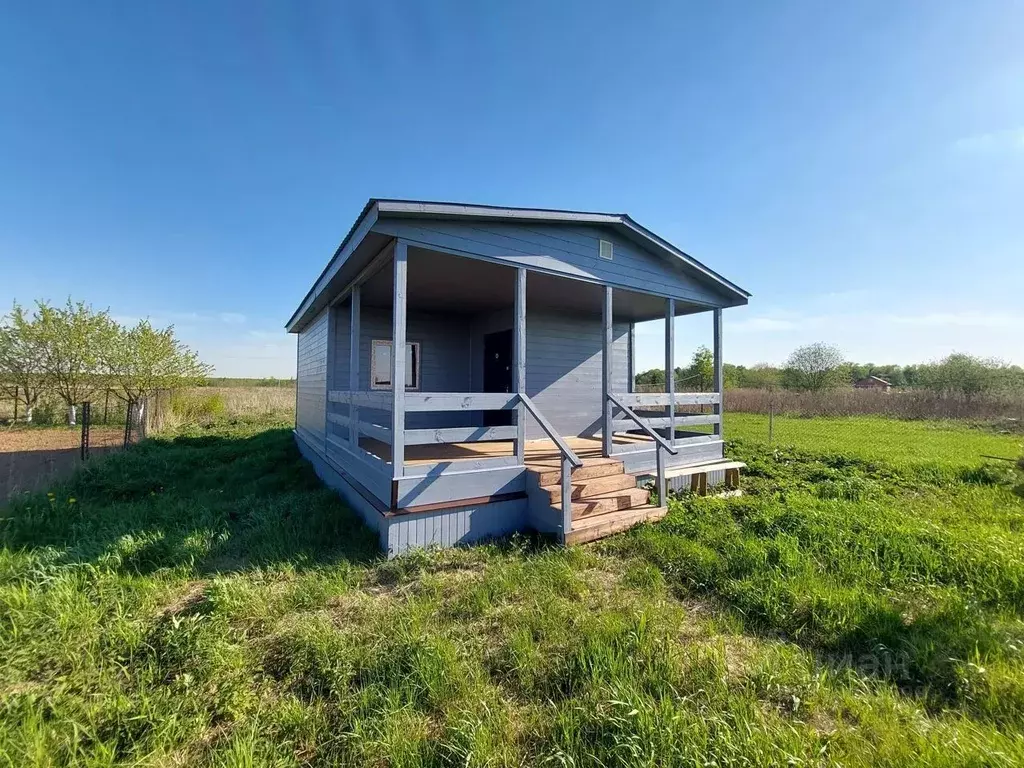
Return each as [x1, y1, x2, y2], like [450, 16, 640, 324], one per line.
[854, 375, 891, 391]
[287, 199, 750, 556]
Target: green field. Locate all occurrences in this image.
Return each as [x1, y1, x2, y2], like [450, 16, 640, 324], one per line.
[2, 415, 1024, 765]
[727, 412, 1022, 467]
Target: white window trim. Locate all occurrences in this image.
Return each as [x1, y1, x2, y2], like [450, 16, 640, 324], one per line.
[370, 339, 421, 390]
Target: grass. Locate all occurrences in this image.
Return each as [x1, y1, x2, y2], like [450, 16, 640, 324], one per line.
[726, 412, 1023, 467]
[1, 415, 1023, 765]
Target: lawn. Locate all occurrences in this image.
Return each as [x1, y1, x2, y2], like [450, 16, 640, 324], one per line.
[726, 412, 1023, 467]
[1, 415, 1023, 765]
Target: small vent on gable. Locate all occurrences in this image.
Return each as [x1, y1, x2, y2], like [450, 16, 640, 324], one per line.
[599, 239, 613, 260]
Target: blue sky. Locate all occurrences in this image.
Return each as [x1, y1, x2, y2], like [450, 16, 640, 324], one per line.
[1, 1, 1021, 376]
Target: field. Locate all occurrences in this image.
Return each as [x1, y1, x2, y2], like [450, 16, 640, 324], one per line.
[1, 413, 1024, 765]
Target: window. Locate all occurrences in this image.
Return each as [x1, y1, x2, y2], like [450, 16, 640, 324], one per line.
[370, 339, 420, 390]
[599, 239, 614, 260]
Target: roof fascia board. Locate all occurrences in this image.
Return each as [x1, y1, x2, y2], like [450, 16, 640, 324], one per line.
[285, 201, 379, 332]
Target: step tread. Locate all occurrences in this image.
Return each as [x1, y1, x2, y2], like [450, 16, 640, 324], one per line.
[535, 460, 624, 485]
[550, 486, 652, 519]
[540, 473, 637, 500]
[565, 504, 668, 545]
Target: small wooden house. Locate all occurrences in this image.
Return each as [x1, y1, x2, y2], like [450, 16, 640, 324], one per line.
[854, 375, 891, 391]
[287, 200, 750, 555]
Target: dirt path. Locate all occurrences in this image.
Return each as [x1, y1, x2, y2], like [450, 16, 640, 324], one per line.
[0, 427, 125, 504]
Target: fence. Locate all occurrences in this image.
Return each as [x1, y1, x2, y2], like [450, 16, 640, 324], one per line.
[724, 388, 1024, 423]
[78, 398, 146, 460]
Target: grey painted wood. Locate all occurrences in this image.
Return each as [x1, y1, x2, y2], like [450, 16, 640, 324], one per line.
[323, 435, 392, 505]
[328, 391, 394, 409]
[287, 203, 378, 332]
[656, 446, 666, 504]
[371, 200, 750, 302]
[392, 241, 408, 478]
[620, 440, 725, 474]
[613, 415, 719, 431]
[713, 308, 723, 438]
[614, 392, 720, 407]
[404, 392, 519, 411]
[372, 218, 736, 307]
[404, 425, 518, 445]
[384, 497, 529, 557]
[514, 267, 526, 463]
[349, 286, 361, 445]
[561, 457, 572, 540]
[665, 298, 675, 447]
[628, 322, 635, 394]
[602, 286, 613, 457]
[295, 308, 329, 447]
[519, 394, 582, 467]
[394, 465, 526, 507]
[606, 392, 678, 456]
[404, 456, 521, 475]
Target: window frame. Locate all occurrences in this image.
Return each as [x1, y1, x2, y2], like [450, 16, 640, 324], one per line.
[369, 339, 421, 390]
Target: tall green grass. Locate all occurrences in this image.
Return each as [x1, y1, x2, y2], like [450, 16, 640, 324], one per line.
[2, 417, 1024, 765]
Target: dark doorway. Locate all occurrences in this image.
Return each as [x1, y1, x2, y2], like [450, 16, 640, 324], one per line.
[483, 329, 513, 426]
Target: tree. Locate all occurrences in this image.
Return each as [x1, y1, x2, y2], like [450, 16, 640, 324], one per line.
[36, 299, 117, 424]
[634, 368, 665, 391]
[687, 346, 715, 392]
[782, 342, 845, 392]
[921, 353, 1002, 399]
[103, 320, 212, 425]
[0, 303, 47, 422]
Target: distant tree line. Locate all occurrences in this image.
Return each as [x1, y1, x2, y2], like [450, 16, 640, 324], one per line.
[0, 299, 211, 425]
[636, 341, 1024, 399]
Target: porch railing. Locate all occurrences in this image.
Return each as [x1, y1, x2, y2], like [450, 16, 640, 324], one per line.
[606, 392, 679, 504]
[609, 392, 722, 444]
[325, 390, 583, 536]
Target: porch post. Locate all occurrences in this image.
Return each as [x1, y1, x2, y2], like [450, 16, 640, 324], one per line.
[392, 240, 408, 479]
[665, 298, 675, 447]
[514, 267, 526, 463]
[349, 285, 361, 447]
[602, 285, 613, 457]
[713, 308, 723, 438]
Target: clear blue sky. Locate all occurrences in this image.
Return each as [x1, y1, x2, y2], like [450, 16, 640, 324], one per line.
[2, 1, 1021, 376]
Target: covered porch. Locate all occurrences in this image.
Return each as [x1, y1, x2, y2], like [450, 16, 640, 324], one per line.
[320, 236, 726, 519]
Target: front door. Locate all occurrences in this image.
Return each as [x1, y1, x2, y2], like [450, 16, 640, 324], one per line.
[483, 329, 513, 427]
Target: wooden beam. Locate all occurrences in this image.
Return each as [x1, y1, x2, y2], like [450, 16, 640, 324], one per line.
[665, 298, 675, 447]
[611, 392, 721, 407]
[713, 308, 723, 438]
[612, 414, 719, 432]
[404, 425, 518, 445]
[328, 390, 394, 409]
[602, 285, 613, 457]
[403, 392, 519, 412]
[392, 240, 408, 478]
[514, 267, 526, 463]
[349, 285, 361, 446]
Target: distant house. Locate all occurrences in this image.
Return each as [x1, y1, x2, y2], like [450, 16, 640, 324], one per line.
[854, 375, 891, 391]
[287, 199, 750, 555]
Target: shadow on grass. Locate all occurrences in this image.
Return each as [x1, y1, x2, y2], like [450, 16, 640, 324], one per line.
[0, 426, 382, 574]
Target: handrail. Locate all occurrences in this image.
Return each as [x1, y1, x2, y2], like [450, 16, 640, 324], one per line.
[606, 392, 679, 456]
[518, 394, 583, 468]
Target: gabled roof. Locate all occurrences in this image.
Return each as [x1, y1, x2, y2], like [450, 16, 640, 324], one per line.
[286, 198, 751, 332]
[856, 375, 891, 386]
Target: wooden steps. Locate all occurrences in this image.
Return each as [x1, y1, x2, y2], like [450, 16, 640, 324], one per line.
[535, 458, 622, 486]
[564, 504, 668, 545]
[533, 457, 663, 544]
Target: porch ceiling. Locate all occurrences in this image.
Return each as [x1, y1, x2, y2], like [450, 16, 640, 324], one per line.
[358, 245, 709, 321]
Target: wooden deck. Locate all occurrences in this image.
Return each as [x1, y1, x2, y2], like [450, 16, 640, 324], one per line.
[360, 434, 655, 470]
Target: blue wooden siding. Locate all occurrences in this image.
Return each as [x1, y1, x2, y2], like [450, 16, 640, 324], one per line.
[330, 304, 473, 431]
[296, 308, 329, 445]
[372, 218, 731, 306]
[384, 498, 529, 556]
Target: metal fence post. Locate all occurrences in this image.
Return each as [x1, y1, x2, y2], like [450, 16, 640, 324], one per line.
[80, 402, 91, 460]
